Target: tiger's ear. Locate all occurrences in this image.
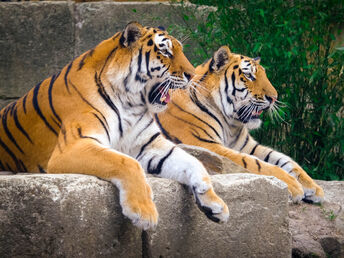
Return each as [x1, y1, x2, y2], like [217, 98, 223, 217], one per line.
[254, 57, 261, 64]
[120, 21, 143, 48]
[210, 46, 231, 72]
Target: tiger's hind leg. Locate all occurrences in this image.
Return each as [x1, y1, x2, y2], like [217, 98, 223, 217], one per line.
[47, 138, 158, 230]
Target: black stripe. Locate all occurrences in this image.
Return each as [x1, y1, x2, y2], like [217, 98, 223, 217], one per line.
[250, 143, 259, 155]
[95, 72, 123, 137]
[77, 127, 101, 144]
[92, 113, 110, 142]
[22, 94, 28, 114]
[158, 65, 170, 78]
[123, 57, 133, 91]
[242, 157, 247, 168]
[264, 151, 273, 162]
[154, 114, 182, 144]
[61, 123, 67, 144]
[281, 161, 290, 168]
[69, 80, 109, 129]
[136, 132, 160, 159]
[136, 118, 154, 139]
[6, 163, 13, 171]
[171, 101, 221, 140]
[255, 159, 261, 172]
[38, 165, 46, 173]
[168, 111, 216, 141]
[224, 68, 230, 94]
[191, 131, 219, 144]
[199, 71, 208, 82]
[137, 47, 143, 73]
[239, 134, 249, 151]
[48, 72, 62, 127]
[148, 147, 175, 174]
[145, 50, 152, 79]
[32, 81, 58, 136]
[1, 106, 24, 154]
[0, 136, 21, 171]
[190, 88, 224, 132]
[0, 160, 4, 170]
[78, 51, 92, 71]
[64, 61, 73, 94]
[13, 107, 33, 144]
[231, 72, 236, 96]
[19, 160, 27, 172]
[275, 158, 281, 166]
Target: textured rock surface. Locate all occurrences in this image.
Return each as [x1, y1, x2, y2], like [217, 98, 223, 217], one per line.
[290, 180, 344, 258]
[0, 2, 74, 104]
[149, 174, 290, 258]
[0, 173, 290, 257]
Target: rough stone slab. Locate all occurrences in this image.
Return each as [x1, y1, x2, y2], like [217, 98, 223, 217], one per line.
[149, 174, 290, 258]
[0, 2, 74, 107]
[0, 174, 141, 258]
[0, 173, 290, 257]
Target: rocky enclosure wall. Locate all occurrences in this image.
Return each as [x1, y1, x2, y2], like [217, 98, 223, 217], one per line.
[0, 1, 198, 109]
[0, 173, 291, 257]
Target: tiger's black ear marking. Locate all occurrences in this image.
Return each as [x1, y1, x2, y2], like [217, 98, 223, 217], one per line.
[158, 26, 165, 31]
[120, 21, 143, 47]
[210, 46, 231, 72]
[254, 56, 261, 64]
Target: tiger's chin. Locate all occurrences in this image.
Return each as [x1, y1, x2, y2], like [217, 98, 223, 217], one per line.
[245, 118, 262, 130]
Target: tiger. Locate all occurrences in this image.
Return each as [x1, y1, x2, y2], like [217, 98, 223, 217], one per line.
[0, 22, 229, 229]
[155, 46, 324, 204]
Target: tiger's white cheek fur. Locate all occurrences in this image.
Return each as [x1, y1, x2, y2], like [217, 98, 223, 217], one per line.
[245, 119, 262, 130]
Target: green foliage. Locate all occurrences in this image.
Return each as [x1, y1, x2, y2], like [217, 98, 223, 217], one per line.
[170, 0, 344, 180]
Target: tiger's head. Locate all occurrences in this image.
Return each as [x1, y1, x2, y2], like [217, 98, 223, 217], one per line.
[193, 46, 278, 129]
[105, 22, 195, 113]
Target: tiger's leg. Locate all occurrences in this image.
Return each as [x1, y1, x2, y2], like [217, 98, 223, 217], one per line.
[237, 134, 324, 203]
[136, 134, 229, 223]
[198, 143, 305, 203]
[47, 138, 158, 230]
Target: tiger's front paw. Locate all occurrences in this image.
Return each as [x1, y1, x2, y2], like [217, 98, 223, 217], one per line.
[287, 178, 304, 204]
[121, 184, 158, 230]
[192, 184, 229, 223]
[290, 164, 324, 204]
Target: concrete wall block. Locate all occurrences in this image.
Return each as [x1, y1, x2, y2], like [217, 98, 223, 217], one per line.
[0, 173, 290, 257]
[0, 2, 74, 105]
[74, 2, 185, 56]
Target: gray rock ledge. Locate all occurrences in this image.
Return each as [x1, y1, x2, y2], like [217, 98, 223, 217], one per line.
[0, 173, 290, 258]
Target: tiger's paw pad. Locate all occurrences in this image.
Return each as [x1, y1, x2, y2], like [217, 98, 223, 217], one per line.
[122, 199, 158, 230]
[193, 188, 229, 223]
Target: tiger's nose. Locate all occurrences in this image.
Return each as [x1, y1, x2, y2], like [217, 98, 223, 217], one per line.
[184, 72, 194, 81]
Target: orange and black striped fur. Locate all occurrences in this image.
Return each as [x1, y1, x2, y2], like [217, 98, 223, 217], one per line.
[0, 23, 229, 229]
[156, 46, 324, 203]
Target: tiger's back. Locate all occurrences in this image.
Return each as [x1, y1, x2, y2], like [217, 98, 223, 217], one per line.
[0, 33, 125, 173]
